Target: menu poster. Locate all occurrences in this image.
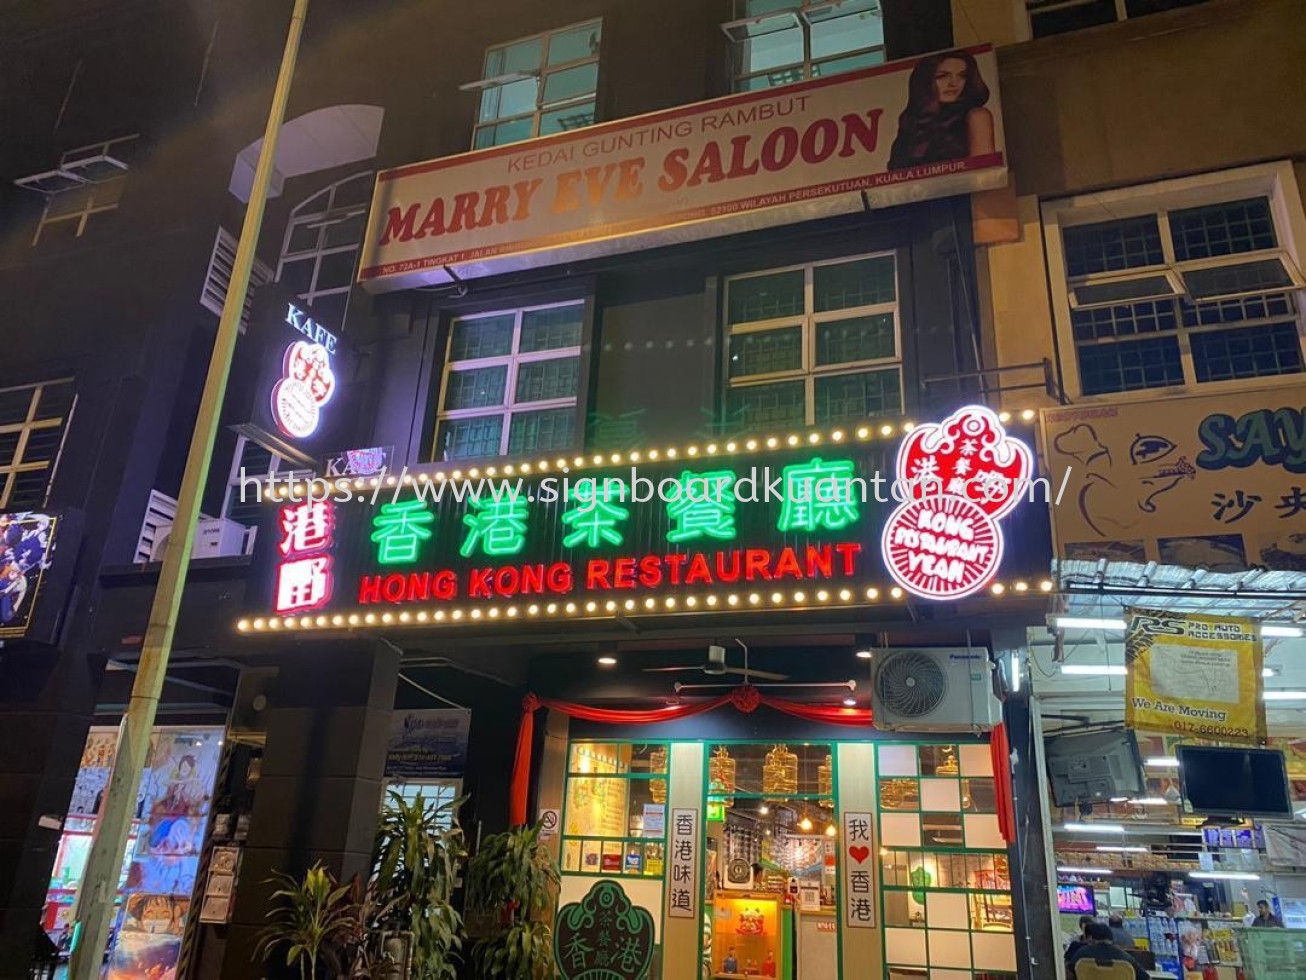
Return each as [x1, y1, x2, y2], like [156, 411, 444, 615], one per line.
[668, 808, 699, 920]
[842, 811, 876, 929]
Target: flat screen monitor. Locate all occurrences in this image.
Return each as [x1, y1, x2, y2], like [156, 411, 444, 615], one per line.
[1056, 883, 1096, 915]
[1176, 745, 1293, 819]
[1046, 727, 1146, 808]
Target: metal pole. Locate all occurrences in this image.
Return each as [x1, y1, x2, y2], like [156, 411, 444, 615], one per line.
[67, 1, 310, 975]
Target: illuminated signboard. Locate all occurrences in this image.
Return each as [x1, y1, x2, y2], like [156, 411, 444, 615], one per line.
[882, 406, 1033, 600]
[239, 412, 1049, 632]
[271, 305, 338, 440]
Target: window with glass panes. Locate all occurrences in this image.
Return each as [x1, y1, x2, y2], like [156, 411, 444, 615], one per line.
[724, 254, 902, 430]
[383, 779, 462, 830]
[561, 742, 668, 881]
[877, 742, 1017, 980]
[472, 21, 601, 149]
[435, 303, 583, 461]
[0, 380, 74, 509]
[730, 0, 885, 92]
[222, 436, 312, 528]
[33, 136, 138, 246]
[277, 172, 373, 328]
[1053, 192, 1305, 397]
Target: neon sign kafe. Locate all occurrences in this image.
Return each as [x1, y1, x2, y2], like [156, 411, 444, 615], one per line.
[271, 304, 338, 440]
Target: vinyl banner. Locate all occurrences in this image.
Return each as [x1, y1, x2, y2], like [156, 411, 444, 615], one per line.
[360, 46, 1006, 290]
[1124, 608, 1265, 744]
[1041, 386, 1306, 572]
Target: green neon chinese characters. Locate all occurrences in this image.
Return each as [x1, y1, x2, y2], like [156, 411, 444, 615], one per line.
[777, 457, 860, 532]
[370, 499, 436, 563]
[460, 496, 529, 557]
[562, 479, 630, 548]
[666, 470, 737, 543]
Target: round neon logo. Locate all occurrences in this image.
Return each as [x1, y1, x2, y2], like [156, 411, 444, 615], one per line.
[881, 406, 1032, 600]
[882, 495, 1003, 600]
[272, 340, 335, 440]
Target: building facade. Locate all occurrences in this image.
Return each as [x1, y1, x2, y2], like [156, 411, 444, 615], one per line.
[5, 0, 1301, 978]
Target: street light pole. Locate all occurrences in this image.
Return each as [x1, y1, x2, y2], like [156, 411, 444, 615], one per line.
[67, 1, 310, 976]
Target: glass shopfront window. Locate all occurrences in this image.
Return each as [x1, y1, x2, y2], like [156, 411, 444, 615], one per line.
[562, 741, 669, 878]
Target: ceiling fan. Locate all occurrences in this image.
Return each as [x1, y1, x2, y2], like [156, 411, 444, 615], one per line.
[641, 643, 789, 681]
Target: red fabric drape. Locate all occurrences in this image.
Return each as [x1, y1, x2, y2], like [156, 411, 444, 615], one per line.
[990, 722, 1016, 844]
[508, 684, 874, 826]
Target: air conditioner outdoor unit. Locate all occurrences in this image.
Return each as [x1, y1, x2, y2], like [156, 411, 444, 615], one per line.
[150, 517, 249, 561]
[871, 648, 1000, 733]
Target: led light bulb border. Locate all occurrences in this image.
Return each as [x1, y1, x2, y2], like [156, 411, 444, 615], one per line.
[258, 414, 1039, 503]
[236, 576, 1056, 633]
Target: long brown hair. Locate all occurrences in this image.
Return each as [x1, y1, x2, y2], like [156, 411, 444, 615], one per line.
[888, 50, 990, 170]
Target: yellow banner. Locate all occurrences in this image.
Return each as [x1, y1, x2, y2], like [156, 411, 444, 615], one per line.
[1124, 608, 1265, 744]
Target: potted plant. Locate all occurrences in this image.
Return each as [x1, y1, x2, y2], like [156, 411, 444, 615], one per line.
[464, 822, 560, 980]
[255, 862, 359, 980]
[369, 790, 466, 980]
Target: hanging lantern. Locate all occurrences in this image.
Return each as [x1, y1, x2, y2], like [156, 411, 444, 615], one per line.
[708, 745, 737, 808]
[762, 744, 798, 801]
[818, 754, 833, 808]
[649, 746, 668, 805]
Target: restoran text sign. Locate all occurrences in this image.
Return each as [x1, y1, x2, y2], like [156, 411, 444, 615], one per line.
[359, 47, 1005, 291]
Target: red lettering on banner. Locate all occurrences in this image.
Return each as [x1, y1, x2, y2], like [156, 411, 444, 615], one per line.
[687, 142, 724, 186]
[639, 555, 663, 587]
[685, 553, 713, 584]
[478, 184, 512, 228]
[587, 559, 612, 590]
[447, 191, 481, 233]
[495, 566, 520, 595]
[433, 570, 457, 600]
[744, 548, 772, 580]
[614, 557, 637, 589]
[468, 567, 493, 598]
[726, 136, 760, 179]
[521, 563, 544, 594]
[657, 148, 690, 192]
[805, 545, 833, 578]
[545, 562, 574, 593]
[774, 546, 802, 579]
[835, 542, 861, 575]
[714, 551, 742, 583]
[407, 572, 431, 601]
[382, 574, 407, 602]
[416, 199, 446, 238]
[359, 575, 383, 603]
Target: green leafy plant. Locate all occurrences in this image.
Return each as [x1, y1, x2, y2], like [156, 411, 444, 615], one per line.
[465, 822, 560, 980]
[254, 863, 359, 980]
[370, 791, 467, 980]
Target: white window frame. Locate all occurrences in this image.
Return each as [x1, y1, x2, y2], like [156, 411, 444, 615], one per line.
[276, 171, 373, 311]
[0, 379, 76, 510]
[31, 135, 139, 245]
[724, 251, 903, 428]
[382, 778, 463, 829]
[436, 301, 584, 460]
[1042, 161, 1306, 402]
[1025, 0, 1188, 38]
[221, 435, 312, 527]
[465, 19, 602, 149]
[725, 0, 886, 93]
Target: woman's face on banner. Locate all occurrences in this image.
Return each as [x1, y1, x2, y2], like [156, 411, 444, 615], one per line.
[933, 58, 968, 104]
